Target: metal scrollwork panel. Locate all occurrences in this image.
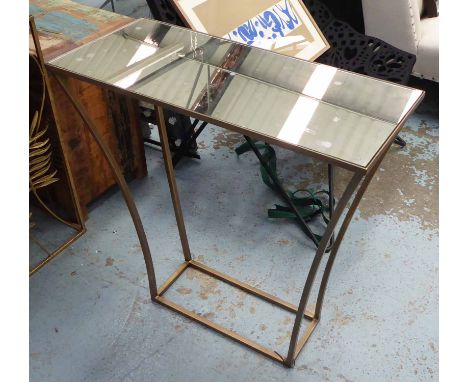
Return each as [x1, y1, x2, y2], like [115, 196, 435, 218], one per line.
[304, 0, 416, 85]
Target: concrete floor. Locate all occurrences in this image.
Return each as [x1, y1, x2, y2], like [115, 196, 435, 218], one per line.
[30, 2, 439, 381]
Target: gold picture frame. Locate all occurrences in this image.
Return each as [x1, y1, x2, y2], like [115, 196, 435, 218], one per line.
[170, 0, 330, 61]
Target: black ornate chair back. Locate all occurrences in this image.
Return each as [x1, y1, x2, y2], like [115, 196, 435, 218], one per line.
[145, 0, 185, 26]
[303, 0, 416, 85]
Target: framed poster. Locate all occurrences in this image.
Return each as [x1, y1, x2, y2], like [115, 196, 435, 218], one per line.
[170, 0, 330, 61]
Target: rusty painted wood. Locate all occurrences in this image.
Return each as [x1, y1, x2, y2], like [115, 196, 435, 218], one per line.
[29, 0, 133, 61]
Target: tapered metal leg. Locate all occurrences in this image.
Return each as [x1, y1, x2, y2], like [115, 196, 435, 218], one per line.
[285, 149, 393, 366]
[284, 172, 363, 367]
[54, 75, 158, 298]
[154, 106, 192, 262]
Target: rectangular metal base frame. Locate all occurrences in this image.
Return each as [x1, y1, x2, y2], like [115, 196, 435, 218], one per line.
[153, 260, 318, 366]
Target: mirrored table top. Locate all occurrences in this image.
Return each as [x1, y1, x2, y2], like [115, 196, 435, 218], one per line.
[48, 18, 424, 172]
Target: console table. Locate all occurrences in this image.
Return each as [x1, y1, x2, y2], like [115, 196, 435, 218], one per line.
[43, 18, 424, 367]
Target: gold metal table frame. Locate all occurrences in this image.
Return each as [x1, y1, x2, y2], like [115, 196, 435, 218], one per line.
[36, 17, 425, 367]
[46, 83, 419, 366]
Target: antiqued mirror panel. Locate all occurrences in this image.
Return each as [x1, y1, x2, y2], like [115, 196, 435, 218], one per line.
[49, 19, 423, 169]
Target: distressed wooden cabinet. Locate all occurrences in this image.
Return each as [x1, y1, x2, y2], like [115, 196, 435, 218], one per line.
[30, 0, 147, 218]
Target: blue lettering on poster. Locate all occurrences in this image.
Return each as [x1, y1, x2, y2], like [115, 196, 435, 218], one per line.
[225, 0, 301, 46]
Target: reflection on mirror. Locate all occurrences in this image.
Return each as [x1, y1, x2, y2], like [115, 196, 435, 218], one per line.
[49, 18, 423, 170]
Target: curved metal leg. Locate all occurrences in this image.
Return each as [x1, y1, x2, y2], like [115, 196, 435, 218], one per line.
[285, 146, 394, 366]
[315, 169, 383, 320]
[284, 172, 363, 367]
[54, 75, 158, 298]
